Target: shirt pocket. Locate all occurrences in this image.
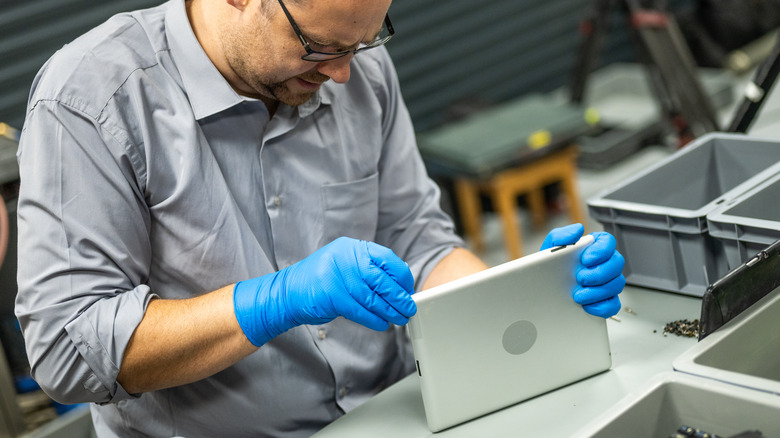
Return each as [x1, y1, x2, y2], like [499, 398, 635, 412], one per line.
[320, 172, 379, 246]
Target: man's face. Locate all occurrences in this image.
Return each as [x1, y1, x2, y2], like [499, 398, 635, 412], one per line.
[219, 0, 391, 106]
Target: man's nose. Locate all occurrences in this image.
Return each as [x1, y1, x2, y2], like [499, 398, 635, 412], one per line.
[316, 54, 353, 84]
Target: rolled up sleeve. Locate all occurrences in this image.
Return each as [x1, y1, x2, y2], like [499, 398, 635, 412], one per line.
[16, 99, 153, 404]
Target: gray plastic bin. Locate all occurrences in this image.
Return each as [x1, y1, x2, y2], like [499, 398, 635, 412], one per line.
[572, 372, 780, 438]
[707, 173, 780, 269]
[673, 287, 780, 396]
[588, 133, 780, 296]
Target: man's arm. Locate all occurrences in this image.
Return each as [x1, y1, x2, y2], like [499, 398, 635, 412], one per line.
[118, 244, 482, 395]
[117, 285, 256, 394]
[421, 247, 489, 290]
[118, 245, 484, 394]
[120, 237, 418, 394]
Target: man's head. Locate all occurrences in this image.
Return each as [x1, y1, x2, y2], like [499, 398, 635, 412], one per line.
[191, 0, 393, 108]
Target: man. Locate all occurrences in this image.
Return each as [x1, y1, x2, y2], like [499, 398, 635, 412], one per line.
[15, 0, 624, 436]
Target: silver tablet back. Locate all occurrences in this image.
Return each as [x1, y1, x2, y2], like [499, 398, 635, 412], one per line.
[409, 235, 612, 432]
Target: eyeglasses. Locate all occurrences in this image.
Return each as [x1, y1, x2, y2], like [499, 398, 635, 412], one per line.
[277, 0, 395, 62]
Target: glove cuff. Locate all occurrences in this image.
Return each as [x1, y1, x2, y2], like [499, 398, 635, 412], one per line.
[233, 274, 292, 347]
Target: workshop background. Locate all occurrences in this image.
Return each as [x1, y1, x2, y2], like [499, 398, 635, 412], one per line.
[2, 0, 780, 436]
[0, 0, 639, 132]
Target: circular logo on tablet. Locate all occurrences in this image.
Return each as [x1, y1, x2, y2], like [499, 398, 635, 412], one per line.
[502, 320, 538, 355]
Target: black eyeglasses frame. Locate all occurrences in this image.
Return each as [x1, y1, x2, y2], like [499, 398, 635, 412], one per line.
[276, 0, 395, 62]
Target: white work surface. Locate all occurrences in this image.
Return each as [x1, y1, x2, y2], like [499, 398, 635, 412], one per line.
[313, 286, 703, 438]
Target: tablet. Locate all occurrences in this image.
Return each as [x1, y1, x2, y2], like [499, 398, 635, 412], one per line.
[408, 235, 612, 431]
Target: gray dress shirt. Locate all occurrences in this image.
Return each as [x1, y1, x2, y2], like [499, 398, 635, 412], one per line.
[15, 1, 462, 436]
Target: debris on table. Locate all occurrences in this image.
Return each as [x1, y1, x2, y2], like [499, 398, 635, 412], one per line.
[663, 319, 700, 338]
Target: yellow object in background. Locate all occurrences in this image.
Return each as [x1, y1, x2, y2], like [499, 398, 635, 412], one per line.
[584, 107, 600, 126]
[0, 123, 20, 141]
[528, 130, 551, 150]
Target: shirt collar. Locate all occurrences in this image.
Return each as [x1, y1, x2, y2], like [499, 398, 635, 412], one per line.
[165, 0, 331, 121]
[298, 86, 333, 118]
[166, 0, 242, 120]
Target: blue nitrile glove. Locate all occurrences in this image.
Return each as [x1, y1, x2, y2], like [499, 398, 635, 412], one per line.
[541, 224, 625, 318]
[233, 237, 417, 347]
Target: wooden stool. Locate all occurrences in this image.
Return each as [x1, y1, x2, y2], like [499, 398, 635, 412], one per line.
[453, 145, 585, 260]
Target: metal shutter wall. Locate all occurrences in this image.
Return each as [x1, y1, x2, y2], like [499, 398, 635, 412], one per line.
[0, 0, 163, 129]
[386, 0, 635, 132]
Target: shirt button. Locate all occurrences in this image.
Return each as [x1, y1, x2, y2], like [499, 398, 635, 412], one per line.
[318, 329, 326, 340]
[339, 387, 348, 398]
[273, 196, 281, 207]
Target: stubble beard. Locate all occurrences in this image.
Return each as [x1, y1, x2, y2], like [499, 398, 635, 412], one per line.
[226, 45, 326, 107]
[220, 15, 331, 107]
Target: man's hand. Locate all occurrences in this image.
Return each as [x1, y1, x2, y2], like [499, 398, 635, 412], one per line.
[541, 223, 625, 318]
[233, 237, 417, 347]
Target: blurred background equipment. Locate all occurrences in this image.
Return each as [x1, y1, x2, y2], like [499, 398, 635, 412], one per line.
[675, 0, 780, 73]
[570, 0, 721, 147]
[726, 32, 780, 133]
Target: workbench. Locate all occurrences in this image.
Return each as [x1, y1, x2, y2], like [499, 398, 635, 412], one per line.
[312, 286, 702, 438]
